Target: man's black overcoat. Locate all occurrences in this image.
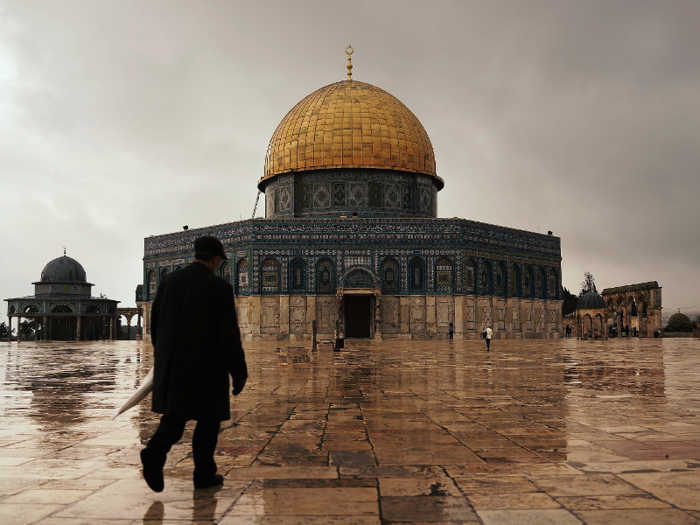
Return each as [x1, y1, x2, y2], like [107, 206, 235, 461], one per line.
[150, 262, 247, 421]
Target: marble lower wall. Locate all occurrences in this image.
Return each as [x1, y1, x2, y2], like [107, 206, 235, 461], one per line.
[143, 295, 563, 342]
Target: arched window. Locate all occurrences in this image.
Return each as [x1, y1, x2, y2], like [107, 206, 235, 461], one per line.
[147, 270, 156, 300]
[236, 259, 248, 294]
[381, 258, 399, 294]
[219, 262, 231, 284]
[480, 261, 492, 294]
[409, 258, 424, 292]
[435, 258, 453, 293]
[536, 268, 545, 298]
[51, 305, 73, 313]
[465, 258, 476, 292]
[509, 264, 520, 296]
[160, 267, 169, 279]
[495, 263, 506, 295]
[23, 305, 39, 314]
[548, 269, 558, 299]
[290, 259, 306, 293]
[316, 258, 336, 294]
[85, 305, 100, 314]
[261, 258, 279, 294]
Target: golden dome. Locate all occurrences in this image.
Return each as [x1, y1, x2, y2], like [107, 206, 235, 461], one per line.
[260, 80, 441, 189]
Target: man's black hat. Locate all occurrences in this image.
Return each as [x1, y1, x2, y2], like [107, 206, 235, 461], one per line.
[193, 236, 227, 260]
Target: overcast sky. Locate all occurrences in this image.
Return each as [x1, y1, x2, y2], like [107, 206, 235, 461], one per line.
[1, 0, 699, 324]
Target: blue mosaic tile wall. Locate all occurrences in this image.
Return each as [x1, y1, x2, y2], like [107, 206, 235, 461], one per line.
[143, 217, 563, 300]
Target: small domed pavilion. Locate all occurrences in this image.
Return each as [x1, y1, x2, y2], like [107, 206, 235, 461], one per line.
[4, 251, 119, 341]
[576, 291, 608, 339]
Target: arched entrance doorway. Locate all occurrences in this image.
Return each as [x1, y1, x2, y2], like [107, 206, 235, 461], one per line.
[340, 268, 379, 339]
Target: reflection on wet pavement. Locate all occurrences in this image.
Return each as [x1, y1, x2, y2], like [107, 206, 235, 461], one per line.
[1, 338, 699, 524]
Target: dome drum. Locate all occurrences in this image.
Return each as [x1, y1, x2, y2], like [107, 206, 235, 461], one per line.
[262, 169, 439, 219]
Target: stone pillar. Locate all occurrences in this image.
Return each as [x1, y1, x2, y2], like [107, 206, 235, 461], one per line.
[7, 316, 12, 341]
[126, 317, 131, 340]
[76, 316, 81, 341]
[279, 296, 290, 336]
[136, 307, 142, 341]
[475, 298, 483, 333]
[109, 318, 114, 340]
[426, 295, 436, 336]
[306, 296, 316, 340]
[42, 316, 47, 341]
[454, 295, 465, 339]
[491, 296, 499, 335]
[373, 292, 382, 341]
[336, 290, 344, 337]
[250, 296, 261, 338]
[16, 315, 21, 342]
[399, 296, 410, 339]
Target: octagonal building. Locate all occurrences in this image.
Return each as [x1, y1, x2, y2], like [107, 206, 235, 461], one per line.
[141, 59, 563, 341]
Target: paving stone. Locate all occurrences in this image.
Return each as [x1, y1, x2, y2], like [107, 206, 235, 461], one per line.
[0, 338, 699, 523]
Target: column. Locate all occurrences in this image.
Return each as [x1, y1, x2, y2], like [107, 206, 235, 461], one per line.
[16, 315, 21, 342]
[373, 292, 382, 341]
[136, 308, 142, 341]
[336, 290, 344, 337]
[34, 318, 38, 341]
[454, 295, 464, 339]
[43, 316, 47, 341]
[7, 316, 12, 341]
[76, 316, 81, 341]
[475, 297, 483, 333]
[250, 296, 261, 339]
[491, 295, 499, 335]
[126, 317, 131, 340]
[109, 318, 114, 340]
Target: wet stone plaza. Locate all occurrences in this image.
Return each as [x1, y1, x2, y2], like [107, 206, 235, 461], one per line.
[1, 339, 699, 525]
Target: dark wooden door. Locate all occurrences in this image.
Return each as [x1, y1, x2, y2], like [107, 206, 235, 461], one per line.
[344, 295, 371, 338]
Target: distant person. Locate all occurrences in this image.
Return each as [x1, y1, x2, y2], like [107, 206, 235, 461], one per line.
[448, 322, 454, 343]
[565, 325, 572, 338]
[141, 236, 248, 493]
[485, 325, 493, 351]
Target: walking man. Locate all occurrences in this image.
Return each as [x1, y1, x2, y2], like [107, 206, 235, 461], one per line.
[485, 325, 493, 351]
[141, 236, 248, 492]
[448, 322, 454, 343]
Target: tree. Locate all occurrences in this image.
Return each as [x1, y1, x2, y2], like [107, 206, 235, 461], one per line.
[562, 287, 579, 316]
[0, 322, 14, 340]
[579, 272, 597, 296]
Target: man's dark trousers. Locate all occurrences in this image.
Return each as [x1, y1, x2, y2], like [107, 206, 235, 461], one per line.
[147, 415, 220, 483]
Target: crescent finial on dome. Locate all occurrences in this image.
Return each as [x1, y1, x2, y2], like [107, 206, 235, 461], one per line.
[346, 45, 354, 80]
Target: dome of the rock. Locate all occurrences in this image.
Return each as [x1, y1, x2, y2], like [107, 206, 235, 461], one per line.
[259, 80, 441, 190]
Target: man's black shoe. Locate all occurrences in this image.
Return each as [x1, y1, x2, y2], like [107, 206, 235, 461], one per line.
[194, 473, 224, 489]
[140, 447, 165, 493]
